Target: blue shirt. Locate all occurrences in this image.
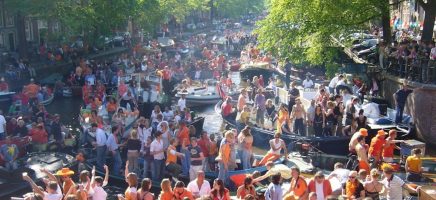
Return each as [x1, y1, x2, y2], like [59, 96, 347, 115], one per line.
[0, 144, 18, 162]
[255, 94, 266, 111]
[95, 128, 107, 146]
[106, 134, 119, 151]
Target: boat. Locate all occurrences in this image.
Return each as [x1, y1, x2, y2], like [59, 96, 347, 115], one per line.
[1, 152, 76, 199]
[239, 62, 277, 82]
[175, 79, 239, 106]
[0, 91, 16, 102]
[158, 37, 175, 48]
[215, 100, 352, 155]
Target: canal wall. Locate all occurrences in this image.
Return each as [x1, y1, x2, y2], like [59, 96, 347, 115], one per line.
[381, 74, 436, 145]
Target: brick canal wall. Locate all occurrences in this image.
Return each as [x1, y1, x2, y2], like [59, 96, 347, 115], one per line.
[381, 74, 436, 145]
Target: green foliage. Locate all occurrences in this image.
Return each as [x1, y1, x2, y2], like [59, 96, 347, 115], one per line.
[255, 0, 389, 65]
[159, 0, 209, 23]
[214, 0, 265, 19]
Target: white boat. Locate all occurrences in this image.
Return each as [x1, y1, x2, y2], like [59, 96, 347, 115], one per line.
[175, 79, 239, 106]
[0, 91, 15, 102]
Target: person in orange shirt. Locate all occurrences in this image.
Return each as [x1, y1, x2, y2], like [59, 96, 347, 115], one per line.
[218, 130, 234, 185]
[177, 121, 190, 146]
[166, 138, 185, 178]
[55, 168, 76, 195]
[405, 148, 423, 182]
[24, 80, 40, 99]
[173, 181, 194, 200]
[382, 130, 402, 163]
[276, 104, 289, 132]
[368, 130, 386, 167]
[284, 166, 308, 200]
[159, 179, 173, 200]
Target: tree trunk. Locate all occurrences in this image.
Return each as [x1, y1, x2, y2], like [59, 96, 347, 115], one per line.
[16, 12, 27, 58]
[380, 0, 391, 44]
[421, 1, 436, 42]
[210, 0, 214, 24]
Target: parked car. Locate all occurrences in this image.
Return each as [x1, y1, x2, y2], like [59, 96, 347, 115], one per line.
[352, 39, 378, 52]
[340, 33, 376, 45]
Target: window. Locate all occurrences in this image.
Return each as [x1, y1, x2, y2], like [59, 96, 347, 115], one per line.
[5, 11, 14, 26]
[0, 8, 3, 27]
[25, 19, 33, 41]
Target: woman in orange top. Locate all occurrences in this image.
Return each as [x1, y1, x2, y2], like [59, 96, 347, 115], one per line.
[217, 130, 234, 184]
[177, 121, 190, 146]
[277, 104, 289, 132]
[159, 179, 173, 200]
[236, 176, 256, 199]
[284, 166, 308, 200]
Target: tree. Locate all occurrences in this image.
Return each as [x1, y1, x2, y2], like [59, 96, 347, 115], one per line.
[416, 0, 436, 42]
[158, 0, 209, 23]
[255, 0, 391, 67]
[213, 0, 265, 19]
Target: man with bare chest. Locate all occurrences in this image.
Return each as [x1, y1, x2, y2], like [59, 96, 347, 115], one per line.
[291, 98, 306, 135]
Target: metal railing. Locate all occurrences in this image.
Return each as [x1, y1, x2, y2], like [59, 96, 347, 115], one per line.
[385, 57, 436, 84]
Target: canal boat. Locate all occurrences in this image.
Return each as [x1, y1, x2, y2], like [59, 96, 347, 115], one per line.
[0, 91, 15, 102]
[174, 79, 239, 106]
[1, 152, 76, 199]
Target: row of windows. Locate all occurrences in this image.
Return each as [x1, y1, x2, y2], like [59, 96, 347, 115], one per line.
[0, 9, 15, 27]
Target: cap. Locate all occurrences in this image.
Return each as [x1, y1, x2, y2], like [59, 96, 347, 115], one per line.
[359, 128, 368, 137]
[377, 130, 386, 137]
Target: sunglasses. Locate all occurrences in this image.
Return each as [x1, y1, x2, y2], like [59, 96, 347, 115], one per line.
[349, 176, 356, 179]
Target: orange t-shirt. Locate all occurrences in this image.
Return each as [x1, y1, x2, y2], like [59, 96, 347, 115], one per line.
[166, 145, 177, 165]
[289, 176, 307, 198]
[368, 136, 385, 158]
[177, 126, 190, 145]
[107, 102, 117, 112]
[383, 142, 395, 158]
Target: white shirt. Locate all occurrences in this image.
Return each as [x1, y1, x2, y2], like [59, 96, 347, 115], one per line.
[138, 126, 152, 143]
[178, 98, 186, 111]
[92, 186, 108, 200]
[381, 175, 405, 200]
[187, 180, 211, 198]
[0, 115, 6, 133]
[150, 111, 162, 124]
[150, 139, 165, 160]
[328, 168, 350, 184]
[302, 79, 314, 88]
[328, 76, 339, 88]
[43, 185, 62, 200]
[163, 110, 174, 121]
[336, 79, 346, 86]
[315, 182, 325, 200]
[95, 128, 107, 146]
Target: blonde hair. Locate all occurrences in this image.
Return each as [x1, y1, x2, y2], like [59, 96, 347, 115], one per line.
[127, 173, 138, 187]
[161, 178, 172, 193]
[130, 130, 138, 140]
[224, 130, 234, 139]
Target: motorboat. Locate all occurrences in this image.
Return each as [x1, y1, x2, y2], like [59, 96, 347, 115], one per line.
[1, 152, 76, 199]
[175, 79, 239, 106]
[0, 91, 15, 102]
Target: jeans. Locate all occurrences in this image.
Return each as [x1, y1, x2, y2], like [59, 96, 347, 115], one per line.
[241, 149, 252, 170]
[0, 132, 5, 140]
[152, 159, 165, 181]
[256, 109, 265, 126]
[395, 104, 404, 124]
[96, 145, 107, 169]
[111, 149, 122, 175]
[5, 160, 18, 171]
[218, 162, 229, 185]
[143, 159, 153, 178]
[293, 118, 305, 135]
[127, 151, 139, 174]
[181, 149, 191, 176]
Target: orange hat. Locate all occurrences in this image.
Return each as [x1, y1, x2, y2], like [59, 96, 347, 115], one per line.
[359, 128, 368, 137]
[377, 130, 386, 137]
[56, 168, 75, 176]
